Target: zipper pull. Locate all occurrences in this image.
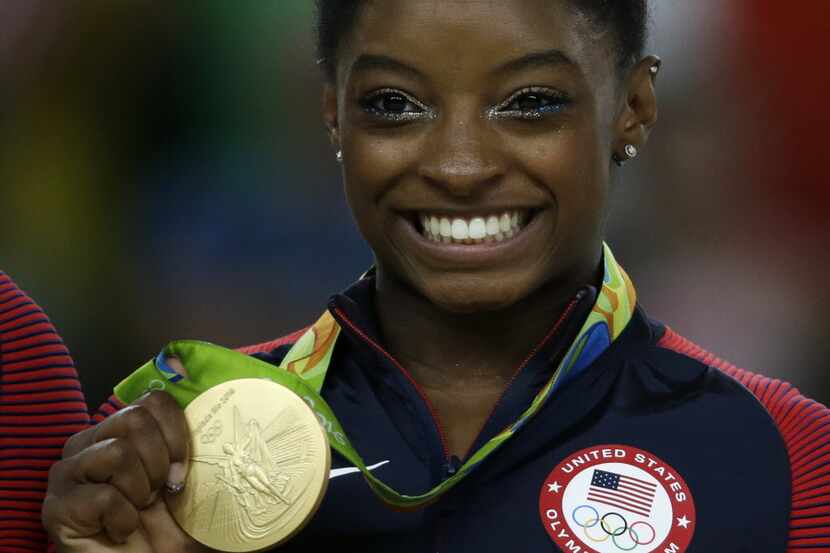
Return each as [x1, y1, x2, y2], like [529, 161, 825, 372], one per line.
[446, 455, 462, 476]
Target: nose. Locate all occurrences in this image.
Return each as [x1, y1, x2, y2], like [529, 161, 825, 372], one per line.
[417, 107, 503, 196]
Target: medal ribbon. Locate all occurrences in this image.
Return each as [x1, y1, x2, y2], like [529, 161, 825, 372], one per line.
[113, 242, 635, 509]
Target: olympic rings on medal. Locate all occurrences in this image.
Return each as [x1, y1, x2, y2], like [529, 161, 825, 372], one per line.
[571, 505, 657, 551]
[601, 512, 627, 537]
[200, 421, 223, 444]
[629, 521, 656, 546]
[572, 505, 600, 528]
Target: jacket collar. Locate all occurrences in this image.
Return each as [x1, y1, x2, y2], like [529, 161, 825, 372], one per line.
[327, 273, 598, 384]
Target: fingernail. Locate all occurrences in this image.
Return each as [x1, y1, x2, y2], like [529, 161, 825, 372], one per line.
[166, 461, 187, 493]
[166, 481, 185, 494]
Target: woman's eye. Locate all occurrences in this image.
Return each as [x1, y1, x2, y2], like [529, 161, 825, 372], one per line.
[515, 94, 546, 110]
[359, 89, 429, 121]
[496, 89, 570, 120]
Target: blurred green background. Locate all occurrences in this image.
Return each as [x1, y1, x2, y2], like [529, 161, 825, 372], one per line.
[2, 1, 828, 408]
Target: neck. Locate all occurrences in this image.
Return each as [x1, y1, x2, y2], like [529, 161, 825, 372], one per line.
[374, 267, 601, 391]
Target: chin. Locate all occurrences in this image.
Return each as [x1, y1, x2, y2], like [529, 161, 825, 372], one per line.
[418, 275, 531, 315]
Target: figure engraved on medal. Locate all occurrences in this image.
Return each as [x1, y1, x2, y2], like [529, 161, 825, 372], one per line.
[170, 379, 330, 552]
[195, 407, 297, 514]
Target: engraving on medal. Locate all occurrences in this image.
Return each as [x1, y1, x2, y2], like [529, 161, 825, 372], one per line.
[192, 387, 236, 438]
[170, 379, 330, 552]
[200, 421, 223, 444]
[191, 405, 306, 536]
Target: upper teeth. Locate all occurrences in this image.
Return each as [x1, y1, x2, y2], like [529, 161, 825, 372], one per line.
[419, 211, 527, 244]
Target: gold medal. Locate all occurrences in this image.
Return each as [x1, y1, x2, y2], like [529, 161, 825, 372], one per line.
[167, 378, 330, 551]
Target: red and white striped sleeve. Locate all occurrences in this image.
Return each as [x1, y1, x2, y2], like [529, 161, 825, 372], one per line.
[659, 326, 830, 551]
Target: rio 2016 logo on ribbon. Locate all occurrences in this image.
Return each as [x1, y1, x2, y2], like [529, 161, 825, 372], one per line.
[539, 444, 695, 552]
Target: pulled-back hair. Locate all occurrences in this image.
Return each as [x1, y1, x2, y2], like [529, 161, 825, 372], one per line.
[315, 0, 649, 83]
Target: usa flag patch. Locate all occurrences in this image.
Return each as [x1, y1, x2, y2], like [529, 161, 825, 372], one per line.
[539, 445, 696, 552]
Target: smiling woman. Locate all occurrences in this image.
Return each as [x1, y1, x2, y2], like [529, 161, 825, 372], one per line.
[317, 0, 660, 457]
[40, 1, 830, 552]
[325, 1, 655, 322]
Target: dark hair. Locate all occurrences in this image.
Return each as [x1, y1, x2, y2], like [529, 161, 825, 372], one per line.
[315, 0, 649, 83]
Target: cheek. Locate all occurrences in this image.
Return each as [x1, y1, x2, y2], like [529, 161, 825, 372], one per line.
[342, 127, 424, 238]
[520, 126, 609, 221]
[341, 151, 399, 251]
[341, 179, 377, 248]
[346, 119, 422, 182]
[509, 127, 609, 279]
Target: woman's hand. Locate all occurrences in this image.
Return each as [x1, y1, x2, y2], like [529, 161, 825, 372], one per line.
[42, 390, 210, 552]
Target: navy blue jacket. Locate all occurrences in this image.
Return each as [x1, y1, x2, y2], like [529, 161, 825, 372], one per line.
[91, 276, 830, 551]
[221, 276, 829, 552]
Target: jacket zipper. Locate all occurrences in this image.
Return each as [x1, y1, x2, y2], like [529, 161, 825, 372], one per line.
[332, 307, 452, 463]
[458, 289, 585, 461]
[333, 289, 585, 470]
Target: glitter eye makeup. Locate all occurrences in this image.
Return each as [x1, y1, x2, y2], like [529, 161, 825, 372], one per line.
[359, 88, 436, 122]
[486, 86, 572, 121]
[358, 86, 570, 123]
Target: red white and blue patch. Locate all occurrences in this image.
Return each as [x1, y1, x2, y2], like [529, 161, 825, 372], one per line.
[539, 444, 695, 552]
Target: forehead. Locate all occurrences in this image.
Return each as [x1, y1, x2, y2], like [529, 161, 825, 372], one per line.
[339, 0, 613, 86]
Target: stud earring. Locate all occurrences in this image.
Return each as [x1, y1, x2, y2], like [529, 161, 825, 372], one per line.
[613, 144, 638, 167]
[335, 150, 343, 163]
[649, 60, 661, 77]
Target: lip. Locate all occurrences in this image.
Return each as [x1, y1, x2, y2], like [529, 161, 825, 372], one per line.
[394, 208, 548, 268]
[400, 207, 537, 218]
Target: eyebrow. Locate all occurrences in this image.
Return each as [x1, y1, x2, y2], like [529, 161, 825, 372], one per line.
[492, 49, 576, 76]
[348, 48, 576, 81]
[349, 54, 426, 80]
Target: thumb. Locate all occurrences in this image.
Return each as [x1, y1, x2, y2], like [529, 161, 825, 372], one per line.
[140, 499, 211, 553]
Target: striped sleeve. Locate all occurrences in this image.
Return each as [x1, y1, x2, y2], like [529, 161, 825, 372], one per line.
[658, 326, 830, 551]
[0, 272, 90, 553]
[90, 394, 127, 425]
[236, 327, 307, 356]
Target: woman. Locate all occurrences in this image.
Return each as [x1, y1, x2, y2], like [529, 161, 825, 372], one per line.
[41, 1, 830, 551]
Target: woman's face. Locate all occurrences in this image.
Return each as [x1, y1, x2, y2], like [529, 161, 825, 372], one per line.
[324, 0, 652, 313]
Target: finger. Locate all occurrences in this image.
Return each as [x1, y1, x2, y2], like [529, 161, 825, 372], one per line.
[72, 438, 153, 508]
[62, 426, 97, 459]
[92, 403, 171, 491]
[43, 481, 139, 545]
[131, 390, 190, 491]
[140, 499, 207, 553]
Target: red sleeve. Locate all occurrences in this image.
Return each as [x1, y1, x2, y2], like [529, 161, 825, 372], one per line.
[236, 327, 308, 356]
[0, 272, 90, 553]
[90, 393, 128, 424]
[659, 326, 830, 551]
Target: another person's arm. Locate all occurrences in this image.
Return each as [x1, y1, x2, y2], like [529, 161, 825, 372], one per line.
[0, 271, 89, 551]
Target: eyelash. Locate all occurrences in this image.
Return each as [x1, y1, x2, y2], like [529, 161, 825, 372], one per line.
[359, 88, 434, 122]
[358, 86, 570, 122]
[489, 86, 571, 120]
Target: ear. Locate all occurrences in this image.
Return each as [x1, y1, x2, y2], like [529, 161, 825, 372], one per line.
[612, 55, 660, 163]
[321, 82, 340, 151]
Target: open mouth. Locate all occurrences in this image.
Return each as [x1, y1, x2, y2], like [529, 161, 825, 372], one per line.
[412, 210, 536, 245]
